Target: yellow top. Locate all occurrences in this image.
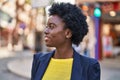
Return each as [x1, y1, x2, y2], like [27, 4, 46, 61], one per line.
[42, 58, 73, 80]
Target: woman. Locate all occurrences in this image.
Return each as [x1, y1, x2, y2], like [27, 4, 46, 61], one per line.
[31, 2, 100, 80]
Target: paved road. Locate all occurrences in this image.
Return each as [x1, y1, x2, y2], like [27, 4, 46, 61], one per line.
[0, 48, 30, 80]
[0, 57, 29, 80]
[100, 56, 120, 80]
[101, 67, 120, 80]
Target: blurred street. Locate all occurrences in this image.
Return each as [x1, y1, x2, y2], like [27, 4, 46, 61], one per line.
[100, 56, 120, 80]
[0, 47, 120, 80]
[0, 0, 120, 80]
[0, 47, 32, 80]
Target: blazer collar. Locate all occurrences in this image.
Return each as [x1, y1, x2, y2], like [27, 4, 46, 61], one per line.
[71, 49, 82, 80]
[34, 51, 55, 80]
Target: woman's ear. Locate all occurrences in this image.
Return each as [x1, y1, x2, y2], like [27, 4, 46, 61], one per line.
[65, 29, 72, 39]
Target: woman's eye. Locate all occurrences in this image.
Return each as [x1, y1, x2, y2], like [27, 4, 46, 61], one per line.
[50, 26, 54, 29]
[46, 23, 56, 29]
[49, 24, 55, 29]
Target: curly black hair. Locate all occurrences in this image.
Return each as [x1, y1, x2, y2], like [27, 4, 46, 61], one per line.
[49, 2, 88, 46]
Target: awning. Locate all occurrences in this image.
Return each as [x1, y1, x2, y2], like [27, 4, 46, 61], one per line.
[101, 12, 120, 24]
[76, 0, 120, 3]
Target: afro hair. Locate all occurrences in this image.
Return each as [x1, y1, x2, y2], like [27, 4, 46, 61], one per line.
[49, 3, 88, 45]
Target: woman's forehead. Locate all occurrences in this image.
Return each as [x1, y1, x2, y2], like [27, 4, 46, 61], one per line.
[48, 15, 63, 24]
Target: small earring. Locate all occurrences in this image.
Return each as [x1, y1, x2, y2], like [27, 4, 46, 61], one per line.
[66, 36, 69, 38]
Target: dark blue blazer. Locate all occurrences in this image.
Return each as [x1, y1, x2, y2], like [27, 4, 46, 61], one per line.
[31, 49, 100, 80]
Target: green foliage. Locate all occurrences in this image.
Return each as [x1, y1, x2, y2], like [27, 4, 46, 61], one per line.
[25, 0, 31, 4]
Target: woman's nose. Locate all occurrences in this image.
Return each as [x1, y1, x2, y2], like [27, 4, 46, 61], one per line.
[44, 27, 49, 34]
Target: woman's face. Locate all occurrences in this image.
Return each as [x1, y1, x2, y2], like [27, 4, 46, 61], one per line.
[44, 15, 68, 47]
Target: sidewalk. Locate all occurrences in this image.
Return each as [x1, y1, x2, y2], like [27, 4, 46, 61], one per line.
[100, 56, 120, 80]
[7, 50, 33, 79]
[0, 47, 33, 79]
[5, 49, 120, 80]
[7, 57, 32, 79]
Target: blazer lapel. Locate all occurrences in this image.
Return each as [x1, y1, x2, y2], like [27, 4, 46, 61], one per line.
[34, 51, 54, 80]
[71, 50, 82, 80]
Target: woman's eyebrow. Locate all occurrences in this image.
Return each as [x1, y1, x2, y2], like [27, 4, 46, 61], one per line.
[49, 23, 57, 26]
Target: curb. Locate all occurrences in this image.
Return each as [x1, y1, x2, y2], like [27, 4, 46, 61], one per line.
[100, 58, 120, 69]
[7, 58, 32, 79]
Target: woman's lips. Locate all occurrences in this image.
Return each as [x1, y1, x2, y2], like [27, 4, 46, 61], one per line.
[44, 36, 50, 42]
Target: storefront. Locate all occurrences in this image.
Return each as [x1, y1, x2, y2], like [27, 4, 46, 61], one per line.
[76, 0, 120, 60]
[101, 2, 120, 57]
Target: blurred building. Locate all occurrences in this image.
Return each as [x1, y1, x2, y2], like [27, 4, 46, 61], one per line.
[1, 0, 120, 58]
[0, 0, 38, 51]
[76, 0, 120, 59]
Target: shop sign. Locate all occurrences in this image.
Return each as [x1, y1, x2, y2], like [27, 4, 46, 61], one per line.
[101, 11, 120, 23]
[31, 0, 54, 8]
[76, 0, 120, 3]
[54, 0, 75, 4]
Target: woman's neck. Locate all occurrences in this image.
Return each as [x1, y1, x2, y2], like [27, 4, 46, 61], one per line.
[53, 46, 73, 59]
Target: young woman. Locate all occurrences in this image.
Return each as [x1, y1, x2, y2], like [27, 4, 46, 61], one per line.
[31, 2, 100, 80]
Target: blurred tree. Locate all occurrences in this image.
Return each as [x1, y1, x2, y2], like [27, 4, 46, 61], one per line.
[25, 0, 31, 4]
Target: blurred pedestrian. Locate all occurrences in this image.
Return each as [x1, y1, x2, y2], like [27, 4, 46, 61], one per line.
[11, 26, 19, 50]
[31, 2, 100, 80]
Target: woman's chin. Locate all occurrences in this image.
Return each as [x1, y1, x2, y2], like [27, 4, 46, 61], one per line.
[45, 44, 53, 47]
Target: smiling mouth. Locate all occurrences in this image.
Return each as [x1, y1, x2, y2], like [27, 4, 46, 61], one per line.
[44, 36, 50, 42]
[45, 37, 48, 40]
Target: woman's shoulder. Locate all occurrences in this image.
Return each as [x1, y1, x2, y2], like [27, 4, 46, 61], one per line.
[78, 53, 99, 65]
[73, 48, 99, 65]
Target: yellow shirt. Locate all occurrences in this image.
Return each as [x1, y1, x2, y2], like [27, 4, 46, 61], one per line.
[42, 58, 73, 80]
